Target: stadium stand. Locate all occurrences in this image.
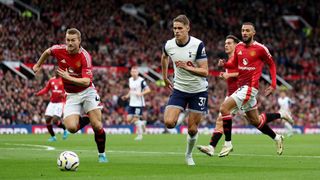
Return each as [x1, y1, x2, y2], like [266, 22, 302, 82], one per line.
[0, 0, 319, 126]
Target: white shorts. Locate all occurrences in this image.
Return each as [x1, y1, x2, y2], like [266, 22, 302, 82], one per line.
[225, 96, 240, 115]
[45, 102, 64, 117]
[63, 87, 103, 118]
[230, 85, 258, 112]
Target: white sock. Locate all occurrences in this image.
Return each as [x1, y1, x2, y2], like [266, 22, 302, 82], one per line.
[224, 141, 232, 147]
[274, 134, 281, 141]
[177, 110, 189, 126]
[186, 132, 198, 155]
[98, 152, 105, 157]
[134, 120, 143, 136]
[284, 122, 293, 132]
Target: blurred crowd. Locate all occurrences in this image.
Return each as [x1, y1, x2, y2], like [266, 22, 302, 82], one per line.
[1, 68, 319, 127]
[0, 0, 319, 126]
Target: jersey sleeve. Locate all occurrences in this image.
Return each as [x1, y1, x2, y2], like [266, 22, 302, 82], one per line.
[162, 42, 168, 56]
[36, 80, 51, 96]
[225, 56, 238, 73]
[50, 44, 64, 57]
[141, 80, 149, 90]
[261, 46, 277, 88]
[224, 47, 238, 69]
[81, 52, 93, 80]
[195, 42, 207, 61]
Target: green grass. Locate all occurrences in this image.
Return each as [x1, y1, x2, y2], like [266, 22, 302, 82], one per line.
[0, 134, 320, 180]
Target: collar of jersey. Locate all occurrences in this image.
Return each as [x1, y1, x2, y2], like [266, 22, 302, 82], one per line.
[175, 36, 190, 47]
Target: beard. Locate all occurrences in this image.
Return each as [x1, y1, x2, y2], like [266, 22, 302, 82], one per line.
[242, 36, 253, 44]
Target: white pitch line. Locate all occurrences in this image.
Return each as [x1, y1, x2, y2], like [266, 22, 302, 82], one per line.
[4, 143, 55, 150]
[67, 149, 320, 159]
[1, 144, 320, 159]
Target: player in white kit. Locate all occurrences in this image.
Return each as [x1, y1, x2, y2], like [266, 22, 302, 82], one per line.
[161, 15, 209, 165]
[278, 90, 294, 136]
[122, 66, 151, 140]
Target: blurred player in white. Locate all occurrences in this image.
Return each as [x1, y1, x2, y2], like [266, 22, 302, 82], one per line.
[278, 90, 294, 136]
[161, 15, 208, 165]
[33, 28, 108, 163]
[122, 66, 151, 141]
[36, 71, 68, 142]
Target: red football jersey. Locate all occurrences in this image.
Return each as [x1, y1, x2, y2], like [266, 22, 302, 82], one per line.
[50, 44, 93, 93]
[224, 41, 276, 89]
[36, 77, 65, 103]
[225, 56, 238, 96]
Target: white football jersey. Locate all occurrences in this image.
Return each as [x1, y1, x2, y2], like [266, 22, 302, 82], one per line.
[164, 36, 208, 93]
[129, 76, 148, 107]
[278, 96, 291, 111]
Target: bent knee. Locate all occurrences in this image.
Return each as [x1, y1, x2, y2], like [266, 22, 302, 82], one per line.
[165, 121, 176, 129]
[188, 129, 198, 137]
[67, 126, 78, 134]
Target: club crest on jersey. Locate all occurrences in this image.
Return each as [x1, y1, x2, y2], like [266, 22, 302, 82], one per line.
[250, 51, 256, 56]
[242, 58, 248, 65]
[238, 50, 242, 55]
[75, 61, 81, 68]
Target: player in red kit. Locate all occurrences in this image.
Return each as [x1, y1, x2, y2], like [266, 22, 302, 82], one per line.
[219, 22, 284, 156]
[197, 35, 289, 157]
[33, 28, 108, 163]
[36, 72, 68, 142]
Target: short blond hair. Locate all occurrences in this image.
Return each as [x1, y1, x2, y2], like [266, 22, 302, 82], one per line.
[173, 14, 190, 26]
[66, 28, 81, 40]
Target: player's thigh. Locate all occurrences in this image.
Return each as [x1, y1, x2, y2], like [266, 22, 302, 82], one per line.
[45, 103, 55, 117]
[230, 85, 258, 112]
[82, 88, 103, 114]
[127, 106, 142, 123]
[245, 109, 260, 126]
[164, 107, 181, 126]
[64, 114, 80, 133]
[220, 96, 237, 114]
[63, 93, 82, 119]
[87, 108, 102, 130]
[53, 103, 64, 118]
[165, 89, 188, 123]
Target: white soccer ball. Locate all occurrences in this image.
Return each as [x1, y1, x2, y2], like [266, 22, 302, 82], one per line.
[57, 151, 80, 171]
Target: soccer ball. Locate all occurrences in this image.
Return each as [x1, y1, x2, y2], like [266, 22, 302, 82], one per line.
[57, 151, 80, 171]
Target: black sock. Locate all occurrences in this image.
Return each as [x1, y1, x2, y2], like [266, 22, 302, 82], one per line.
[222, 115, 232, 141]
[257, 124, 276, 139]
[265, 113, 281, 123]
[47, 124, 55, 137]
[94, 128, 106, 153]
[210, 131, 223, 147]
[55, 121, 66, 130]
[77, 116, 90, 130]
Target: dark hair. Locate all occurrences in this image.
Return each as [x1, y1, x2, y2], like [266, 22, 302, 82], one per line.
[173, 14, 190, 26]
[66, 28, 81, 40]
[226, 35, 240, 43]
[242, 22, 255, 30]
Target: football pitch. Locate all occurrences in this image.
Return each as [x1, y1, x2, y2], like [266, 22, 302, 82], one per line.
[0, 134, 319, 180]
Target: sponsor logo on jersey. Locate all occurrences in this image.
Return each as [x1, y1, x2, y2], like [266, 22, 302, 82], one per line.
[242, 58, 248, 65]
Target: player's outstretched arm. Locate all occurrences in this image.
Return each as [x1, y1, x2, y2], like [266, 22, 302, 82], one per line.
[33, 48, 51, 74]
[161, 52, 173, 90]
